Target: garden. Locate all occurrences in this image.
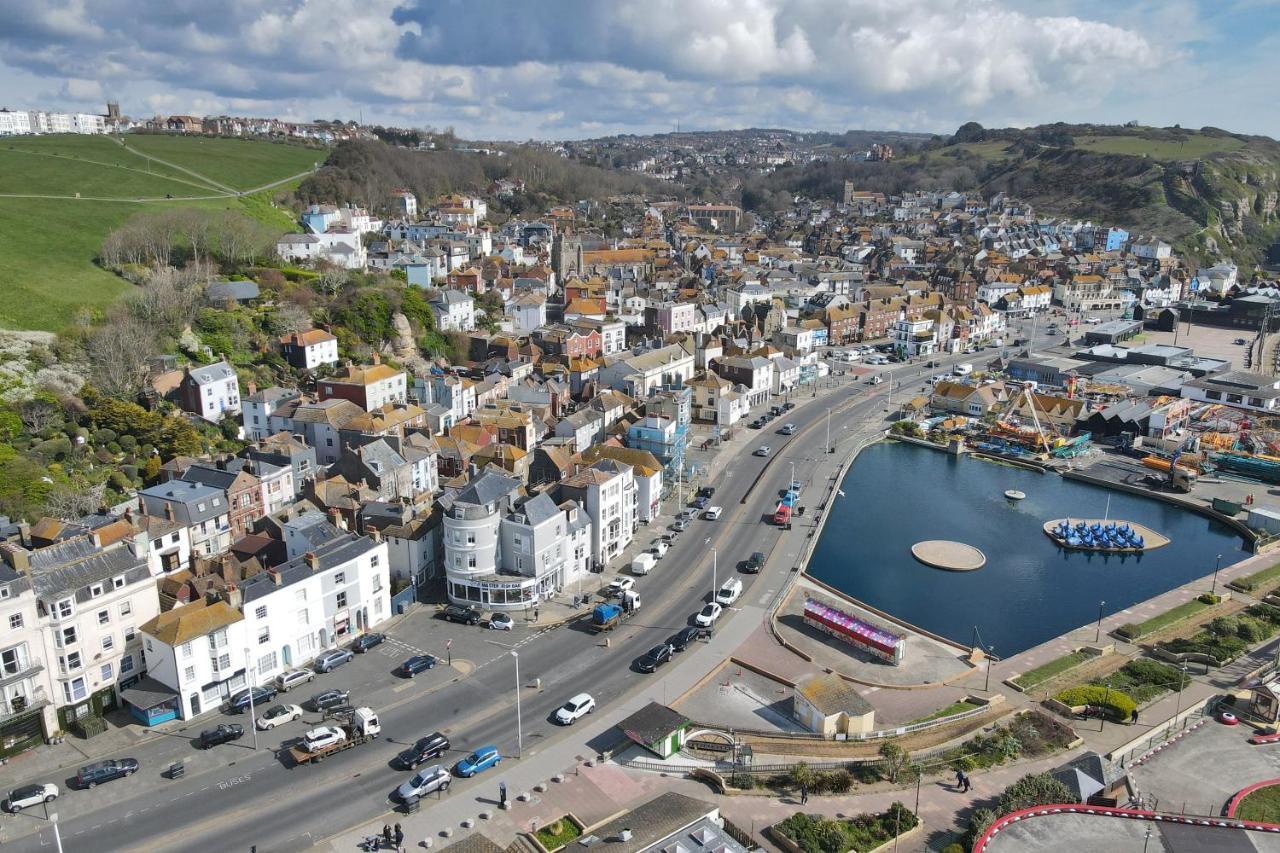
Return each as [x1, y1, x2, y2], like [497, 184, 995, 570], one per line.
[1009, 649, 1094, 692]
[533, 816, 582, 852]
[1158, 605, 1280, 665]
[1052, 658, 1191, 720]
[773, 803, 917, 853]
[1114, 595, 1218, 641]
[934, 711, 1076, 773]
[1228, 562, 1280, 596]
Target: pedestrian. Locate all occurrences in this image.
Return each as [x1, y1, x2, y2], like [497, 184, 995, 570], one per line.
[394, 823, 405, 852]
[1131, 708, 1140, 725]
[963, 774, 971, 793]
[383, 823, 393, 849]
[800, 783, 808, 804]
[499, 781, 508, 806]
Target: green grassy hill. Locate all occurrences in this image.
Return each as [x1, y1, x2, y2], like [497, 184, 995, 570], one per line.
[0, 134, 314, 331]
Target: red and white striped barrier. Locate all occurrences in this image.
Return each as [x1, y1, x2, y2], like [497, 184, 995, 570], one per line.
[973, 804, 1280, 853]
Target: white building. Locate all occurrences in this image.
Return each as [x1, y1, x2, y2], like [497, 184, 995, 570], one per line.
[560, 459, 636, 569]
[655, 302, 700, 336]
[140, 599, 248, 720]
[241, 387, 302, 443]
[0, 109, 33, 135]
[180, 360, 241, 422]
[280, 329, 339, 371]
[430, 289, 476, 332]
[892, 317, 938, 358]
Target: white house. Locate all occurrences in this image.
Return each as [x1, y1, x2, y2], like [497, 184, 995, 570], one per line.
[430, 289, 476, 332]
[180, 360, 241, 422]
[655, 302, 700, 336]
[509, 293, 547, 332]
[560, 459, 636, 569]
[772, 356, 800, 395]
[280, 329, 339, 371]
[242, 387, 302, 442]
[892, 317, 937, 358]
[140, 599, 249, 720]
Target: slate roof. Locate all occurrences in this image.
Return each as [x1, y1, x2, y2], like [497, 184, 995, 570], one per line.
[28, 539, 147, 598]
[517, 492, 561, 526]
[189, 361, 237, 386]
[207, 280, 260, 302]
[139, 481, 228, 523]
[453, 470, 522, 507]
[240, 533, 378, 604]
[618, 701, 691, 745]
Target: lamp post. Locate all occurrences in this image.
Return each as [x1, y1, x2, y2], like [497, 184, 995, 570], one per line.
[1211, 554, 1223, 597]
[244, 647, 259, 751]
[1175, 664, 1188, 718]
[511, 650, 523, 759]
[705, 538, 717, 598]
[826, 407, 832, 454]
[1143, 824, 1153, 853]
[50, 812, 64, 853]
[1096, 600, 1106, 643]
[984, 645, 995, 692]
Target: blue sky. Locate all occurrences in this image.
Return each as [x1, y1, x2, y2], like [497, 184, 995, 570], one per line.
[0, 0, 1276, 140]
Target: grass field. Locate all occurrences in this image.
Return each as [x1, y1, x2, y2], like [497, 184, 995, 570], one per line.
[909, 699, 981, 724]
[122, 135, 323, 190]
[1236, 786, 1280, 823]
[1229, 562, 1280, 594]
[1010, 650, 1094, 691]
[0, 148, 212, 198]
[1115, 598, 1211, 640]
[1075, 134, 1245, 160]
[1, 134, 208, 187]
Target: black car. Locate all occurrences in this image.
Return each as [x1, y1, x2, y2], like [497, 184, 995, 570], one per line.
[697, 486, 715, 498]
[668, 626, 700, 652]
[228, 685, 278, 712]
[636, 643, 674, 673]
[741, 551, 765, 574]
[439, 604, 481, 625]
[76, 758, 138, 789]
[398, 654, 438, 678]
[351, 632, 386, 653]
[782, 402, 795, 411]
[198, 724, 244, 749]
[309, 688, 351, 712]
[397, 731, 451, 769]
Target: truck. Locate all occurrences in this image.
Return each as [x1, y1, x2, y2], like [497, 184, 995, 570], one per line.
[288, 706, 381, 766]
[630, 552, 655, 576]
[591, 591, 641, 632]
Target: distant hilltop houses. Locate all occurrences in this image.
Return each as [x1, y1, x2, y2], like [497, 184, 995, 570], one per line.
[0, 101, 374, 142]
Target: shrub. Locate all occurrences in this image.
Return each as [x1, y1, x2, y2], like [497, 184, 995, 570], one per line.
[1115, 623, 1141, 639]
[942, 845, 965, 853]
[818, 769, 853, 794]
[1054, 685, 1137, 720]
[1209, 616, 1234, 636]
[1198, 593, 1221, 605]
[998, 773, 1075, 814]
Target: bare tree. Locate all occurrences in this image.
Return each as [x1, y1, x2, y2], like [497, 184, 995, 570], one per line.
[18, 398, 60, 434]
[87, 312, 159, 399]
[43, 483, 107, 521]
[274, 301, 313, 334]
[316, 268, 349, 298]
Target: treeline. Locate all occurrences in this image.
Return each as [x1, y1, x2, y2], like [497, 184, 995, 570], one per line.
[297, 140, 675, 212]
[99, 207, 282, 269]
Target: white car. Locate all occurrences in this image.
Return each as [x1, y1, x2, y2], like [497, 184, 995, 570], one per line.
[5, 783, 57, 812]
[256, 703, 303, 730]
[703, 506, 723, 520]
[554, 693, 597, 725]
[607, 577, 636, 597]
[754, 446, 772, 458]
[301, 725, 347, 753]
[695, 602, 723, 627]
[275, 668, 314, 692]
[489, 613, 514, 631]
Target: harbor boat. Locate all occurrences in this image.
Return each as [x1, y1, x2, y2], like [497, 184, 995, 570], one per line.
[1004, 490, 1026, 501]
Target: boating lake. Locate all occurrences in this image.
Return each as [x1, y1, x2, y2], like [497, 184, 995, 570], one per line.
[807, 441, 1250, 656]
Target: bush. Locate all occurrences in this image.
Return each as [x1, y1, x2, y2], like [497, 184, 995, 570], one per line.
[942, 845, 965, 853]
[817, 769, 853, 794]
[1115, 623, 1141, 639]
[1054, 685, 1137, 719]
[1198, 593, 1221, 605]
[998, 772, 1075, 813]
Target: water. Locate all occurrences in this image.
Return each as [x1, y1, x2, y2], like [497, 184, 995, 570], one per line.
[807, 442, 1249, 656]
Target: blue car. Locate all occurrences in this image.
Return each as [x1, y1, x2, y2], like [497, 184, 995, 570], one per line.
[453, 745, 501, 777]
[398, 654, 438, 678]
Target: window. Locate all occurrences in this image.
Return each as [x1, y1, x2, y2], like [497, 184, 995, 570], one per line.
[59, 626, 77, 647]
[101, 635, 114, 652]
[258, 628, 270, 645]
[65, 652, 81, 671]
[181, 642, 192, 658]
[113, 575, 125, 590]
[100, 662, 113, 681]
[335, 572, 345, 585]
[170, 531, 180, 544]
[466, 533, 475, 545]
[55, 598, 73, 619]
[120, 601, 132, 617]
[258, 651, 277, 673]
[197, 502, 207, 512]
[370, 553, 380, 567]
[255, 606, 267, 620]
[467, 555, 477, 568]
[295, 588, 307, 603]
[374, 598, 384, 617]
[63, 677, 87, 704]
[372, 575, 382, 593]
[97, 609, 110, 626]
[120, 654, 134, 674]
[336, 591, 347, 609]
[183, 665, 196, 681]
[1, 647, 25, 676]
[218, 653, 231, 670]
[90, 582, 103, 597]
[0, 586, 7, 600]
[8, 614, 21, 630]
[124, 625, 136, 642]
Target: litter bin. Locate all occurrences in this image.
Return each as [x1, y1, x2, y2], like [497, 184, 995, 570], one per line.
[168, 761, 185, 780]
[404, 794, 421, 813]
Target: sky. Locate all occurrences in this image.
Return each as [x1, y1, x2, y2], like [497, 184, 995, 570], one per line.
[1, 0, 1278, 141]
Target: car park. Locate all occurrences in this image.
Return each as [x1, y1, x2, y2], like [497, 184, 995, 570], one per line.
[779, 423, 797, 435]
[715, 577, 743, 606]
[314, 648, 354, 673]
[398, 654, 438, 678]
[198, 724, 244, 749]
[637, 643, 674, 672]
[454, 746, 501, 777]
[76, 759, 138, 789]
[397, 732, 451, 769]
[275, 668, 315, 692]
[309, 688, 350, 712]
[439, 604, 482, 625]
[5, 783, 57, 812]
[256, 703, 303, 730]
[742, 551, 765, 573]
[301, 726, 347, 752]
[397, 764, 451, 800]
[228, 684, 278, 712]
[695, 602, 723, 627]
[351, 632, 386, 653]
[489, 612, 514, 631]
[668, 625, 700, 652]
[554, 693, 596, 725]
[703, 506, 723, 520]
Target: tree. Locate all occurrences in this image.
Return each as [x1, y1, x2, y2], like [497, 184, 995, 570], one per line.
[18, 396, 62, 435]
[44, 482, 106, 520]
[879, 742, 909, 783]
[316, 268, 350, 298]
[86, 313, 159, 400]
[143, 454, 162, 484]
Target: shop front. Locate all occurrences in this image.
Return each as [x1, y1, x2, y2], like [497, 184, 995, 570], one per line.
[121, 677, 181, 727]
[447, 571, 562, 610]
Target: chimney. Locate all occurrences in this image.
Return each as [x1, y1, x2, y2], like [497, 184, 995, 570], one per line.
[267, 567, 282, 586]
[370, 528, 382, 544]
[1, 543, 31, 574]
[371, 351, 382, 365]
[17, 521, 30, 547]
[304, 551, 320, 571]
[216, 457, 227, 471]
[247, 380, 258, 396]
[226, 582, 242, 610]
[164, 502, 176, 521]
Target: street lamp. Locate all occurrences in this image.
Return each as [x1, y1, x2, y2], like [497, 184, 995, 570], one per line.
[1175, 664, 1188, 718]
[49, 812, 64, 853]
[1211, 554, 1223, 597]
[705, 538, 717, 598]
[1095, 600, 1106, 643]
[825, 407, 832, 454]
[244, 647, 259, 750]
[984, 645, 995, 692]
[511, 650, 523, 759]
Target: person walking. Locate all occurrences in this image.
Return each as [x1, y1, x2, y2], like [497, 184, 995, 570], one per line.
[499, 781, 508, 806]
[394, 824, 405, 852]
[955, 769, 965, 791]
[800, 783, 808, 805]
[1131, 708, 1140, 725]
[962, 773, 971, 793]
[383, 824, 393, 849]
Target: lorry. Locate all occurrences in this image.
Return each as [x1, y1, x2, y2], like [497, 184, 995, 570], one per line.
[630, 552, 656, 576]
[591, 591, 641, 632]
[288, 706, 381, 766]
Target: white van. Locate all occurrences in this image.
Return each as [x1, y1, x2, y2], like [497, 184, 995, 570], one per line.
[715, 577, 743, 606]
[703, 506, 723, 520]
[631, 553, 656, 576]
[954, 363, 973, 376]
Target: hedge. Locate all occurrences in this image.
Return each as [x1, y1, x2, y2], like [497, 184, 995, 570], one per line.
[1054, 685, 1137, 719]
[1230, 562, 1280, 594]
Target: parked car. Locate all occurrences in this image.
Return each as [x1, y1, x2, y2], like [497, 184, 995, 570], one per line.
[649, 539, 669, 558]
[76, 759, 138, 789]
[697, 486, 716, 498]
[703, 506, 723, 520]
[198, 724, 244, 749]
[754, 445, 771, 457]
[667, 626, 700, 652]
[636, 643, 674, 673]
[671, 518, 689, 532]
[778, 423, 797, 435]
[741, 551, 765, 573]
[748, 420, 763, 429]
[439, 604, 482, 625]
[397, 732, 451, 769]
[678, 508, 697, 522]
[351, 632, 386, 653]
[782, 402, 796, 411]
[554, 693, 596, 725]
[314, 648, 354, 673]
[691, 495, 710, 510]
[256, 703, 303, 730]
[397, 764, 451, 800]
[715, 577, 743, 606]
[695, 602, 723, 627]
[5, 783, 57, 812]
[301, 726, 347, 753]
[398, 654, 438, 678]
[309, 688, 351, 712]
[275, 668, 315, 692]
[454, 746, 501, 777]
[489, 612, 514, 631]
[228, 685, 278, 712]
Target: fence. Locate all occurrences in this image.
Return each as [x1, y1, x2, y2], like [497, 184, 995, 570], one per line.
[689, 703, 993, 747]
[391, 580, 423, 614]
[1108, 697, 1215, 768]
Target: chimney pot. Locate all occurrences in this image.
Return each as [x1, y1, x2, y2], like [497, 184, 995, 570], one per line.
[305, 551, 319, 571]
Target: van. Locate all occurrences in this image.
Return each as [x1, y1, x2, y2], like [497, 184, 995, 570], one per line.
[631, 553, 656, 576]
[703, 506, 723, 520]
[715, 577, 743, 606]
[954, 363, 973, 376]
[649, 539, 668, 558]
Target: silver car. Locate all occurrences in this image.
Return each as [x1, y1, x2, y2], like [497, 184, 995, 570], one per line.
[396, 764, 451, 800]
[275, 668, 314, 692]
[313, 648, 353, 673]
